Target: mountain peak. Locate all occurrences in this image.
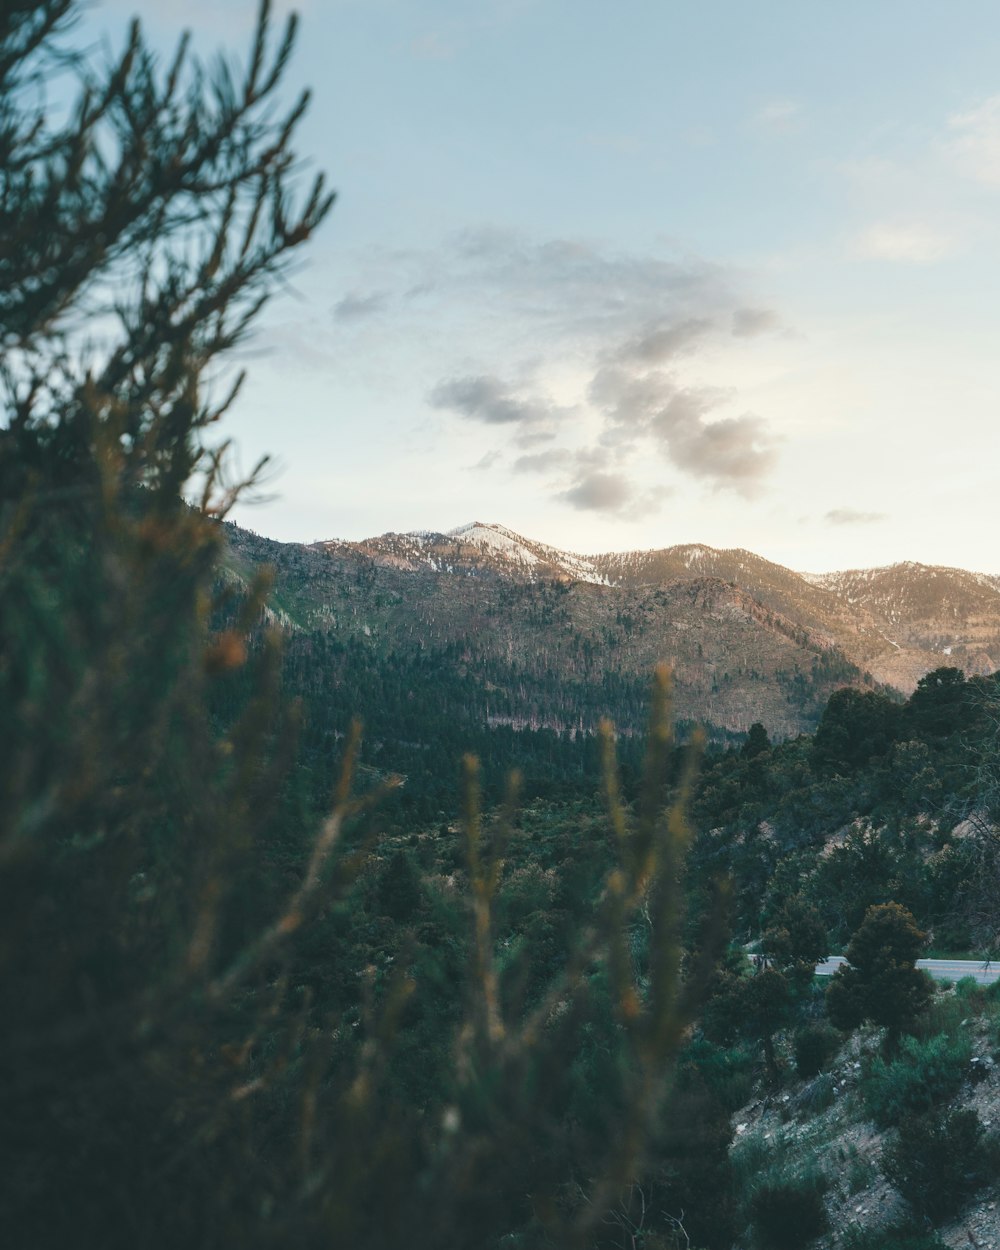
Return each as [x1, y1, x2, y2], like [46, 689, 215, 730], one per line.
[445, 522, 540, 563]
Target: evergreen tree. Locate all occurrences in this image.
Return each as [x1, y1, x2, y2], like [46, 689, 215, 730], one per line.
[826, 903, 932, 1051]
[813, 687, 903, 773]
[742, 720, 771, 759]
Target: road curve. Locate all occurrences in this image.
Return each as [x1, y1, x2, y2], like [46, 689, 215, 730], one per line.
[816, 955, 1000, 986]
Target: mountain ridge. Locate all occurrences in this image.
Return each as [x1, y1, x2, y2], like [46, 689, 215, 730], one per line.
[306, 520, 1000, 696]
[219, 519, 1000, 744]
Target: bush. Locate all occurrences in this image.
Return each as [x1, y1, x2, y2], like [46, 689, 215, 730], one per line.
[791, 1073, 836, 1117]
[682, 1038, 756, 1112]
[749, 1173, 828, 1250]
[883, 1108, 998, 1222]
[955, 974, 985, 1003]
[793, 1022, 842, 1077]
[860, 1031, 970, 1126]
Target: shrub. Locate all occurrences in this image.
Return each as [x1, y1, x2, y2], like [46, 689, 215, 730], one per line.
[860, 1031, 970, 1126]
[731, 1130, 789, 1195]
[793, 1022, 842, 1077]
[791, 1073, 836, 1117]
[883, 1108, 998, 1223]
[842, 1144, 876, 1194]
[749, 1173, 828, 1250]
[681, 1037, 756, 1113]
[955, 974, 985, 1003]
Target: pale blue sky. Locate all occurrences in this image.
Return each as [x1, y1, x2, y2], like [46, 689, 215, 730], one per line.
[89, 1, 1000, 571]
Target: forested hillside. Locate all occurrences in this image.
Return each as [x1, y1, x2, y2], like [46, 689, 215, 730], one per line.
[224, 520, 873, 747]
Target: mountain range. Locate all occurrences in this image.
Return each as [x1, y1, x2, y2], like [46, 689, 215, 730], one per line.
[224, 520, 1000, 738]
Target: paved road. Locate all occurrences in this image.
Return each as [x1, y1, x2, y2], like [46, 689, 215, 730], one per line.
[816, 955, 1000, 986]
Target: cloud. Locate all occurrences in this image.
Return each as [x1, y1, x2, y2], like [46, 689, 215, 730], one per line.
[949, 95, 1000, 186]
[647, 387, 726, 438]
[853, 222, 954, 264]
[645, 389, 775, 490]
[430, 306, 780, 506]
[428, 374, 566, 446]
[333, 291, 390, 320]
[731, 307, 781, 338]
[588, 366, 676, 432]
[472, 450, 503, 471]
[512, 448, 573, 474]
[589, 374, 776, 493]
[614, 317, 713, 364]
[398, 227, 735, 343]
[753, 99, 802, 135]
[824, 508, 888, 526]
[559, 471, 641, 515]
[429, 374, 550, 426]
[666, 412, 777, 491]
[348, 229, 783, 513]
[559, 466, 665, 518]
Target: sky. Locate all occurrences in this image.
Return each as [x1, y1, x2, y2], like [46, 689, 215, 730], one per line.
[84, 0, 1000, 572]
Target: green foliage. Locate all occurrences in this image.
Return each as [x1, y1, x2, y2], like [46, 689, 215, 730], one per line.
[790, 1072, 836, 1116]
[955, 973, 986, 1003]
[742, 721, 771, 759]
[883, 1108, 999, 1223]
[813, 687, 903, 773]
[793, 1022, 842, 1078]
[376, 848, 424, 921]
[748, 1173, 829, 1250]
[860, 1032, 971, 1126]
[639, 1076, 737, 1250]
[762, 895, 827, 989]
[826, 903, 932, 1045]
[681, 1037, 756, 1113]
[840, 1142, 877, 1194]
[904, 666, 969, 741]
[702, 899, 827, 1085]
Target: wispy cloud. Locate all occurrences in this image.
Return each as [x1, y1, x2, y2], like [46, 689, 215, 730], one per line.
[427, 374, 567, 446]
[824, 508, 888, 526]
[332, 291, 390, 320]
[853, 222, 955, 264]
[731, 307, 782, 338]
[411, 31, 457, 60]
[613, 318, 713, 365]
[560, 471, 635, 514]
[752, 98, 802, 135]
[559, 471, 662, 519]
[948, 95, 1000, 186]
[344, 229, 785, 516]
[512, 447, 573, 474]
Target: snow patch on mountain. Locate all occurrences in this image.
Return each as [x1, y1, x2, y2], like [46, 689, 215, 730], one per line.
[447, 522, 541, 565]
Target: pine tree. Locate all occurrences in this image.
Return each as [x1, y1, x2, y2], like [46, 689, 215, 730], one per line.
[826, 902, 932, 1051]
